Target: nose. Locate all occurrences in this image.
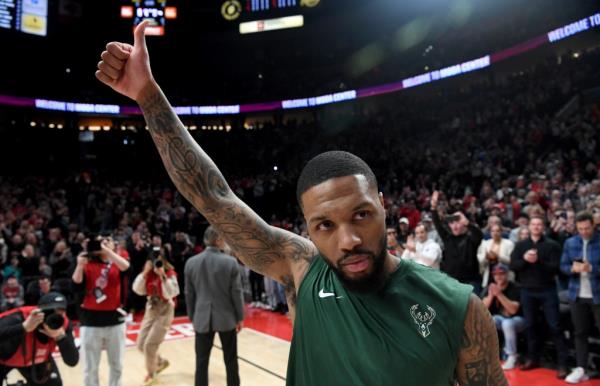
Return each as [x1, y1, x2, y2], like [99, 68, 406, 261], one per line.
[338, 224, 362, 253]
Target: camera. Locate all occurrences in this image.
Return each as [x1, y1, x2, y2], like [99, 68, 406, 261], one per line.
[150, 246, 163, 269]
[44, 310, 65, 330]
[86, 233, 103, 254]
[86, 233, 111, 263]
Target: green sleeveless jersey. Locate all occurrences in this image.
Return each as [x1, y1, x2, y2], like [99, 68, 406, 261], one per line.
[286, 256, 472, 386]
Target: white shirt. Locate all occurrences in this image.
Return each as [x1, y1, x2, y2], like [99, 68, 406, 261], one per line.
[401, 239, 442, 269]
[579, 239, 593, 299]
[477, 238, 515, 287]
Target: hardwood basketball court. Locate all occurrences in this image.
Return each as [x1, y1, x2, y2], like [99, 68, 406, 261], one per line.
[6, 307, 600, 385]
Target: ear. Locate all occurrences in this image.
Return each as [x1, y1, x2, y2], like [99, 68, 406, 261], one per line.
[378, 192, 385, 208]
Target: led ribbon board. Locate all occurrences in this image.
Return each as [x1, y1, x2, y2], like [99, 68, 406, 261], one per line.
[2, 12, 599, 115]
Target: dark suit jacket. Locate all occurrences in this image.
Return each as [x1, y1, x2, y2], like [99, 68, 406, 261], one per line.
[184, 247, 244, 333]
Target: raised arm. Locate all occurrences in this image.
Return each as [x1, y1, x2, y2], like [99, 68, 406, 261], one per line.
[95, 22, 316, 290]
[456, 294, 508, 386]
[430, 191, 451, 240]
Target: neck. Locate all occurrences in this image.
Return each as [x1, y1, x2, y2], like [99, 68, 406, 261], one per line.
[531, 234, 541, 242]
[384, 253, 401, 275]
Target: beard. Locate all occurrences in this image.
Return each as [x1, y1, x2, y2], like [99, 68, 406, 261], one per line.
[322, 235, 388, 294]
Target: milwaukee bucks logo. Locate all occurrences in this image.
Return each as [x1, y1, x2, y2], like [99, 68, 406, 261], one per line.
[410, 304, 437, 338]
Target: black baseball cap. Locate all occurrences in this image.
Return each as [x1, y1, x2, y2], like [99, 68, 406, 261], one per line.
[38, 292, 67, 311]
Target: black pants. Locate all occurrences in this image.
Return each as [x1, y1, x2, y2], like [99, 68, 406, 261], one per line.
[570, 298, 600, 369]
[249, 271, 264, 302]
[521, 288, 568, 366]
[0, 358, 61, 386]
[195, 329, 239, 386]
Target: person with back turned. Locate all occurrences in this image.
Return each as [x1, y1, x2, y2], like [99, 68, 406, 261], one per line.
[185, 226, 244, 386]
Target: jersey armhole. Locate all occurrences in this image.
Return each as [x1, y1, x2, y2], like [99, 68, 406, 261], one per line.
[295, 255, 322, 300]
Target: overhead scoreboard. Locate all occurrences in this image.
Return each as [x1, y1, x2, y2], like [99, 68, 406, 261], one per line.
[0, 0, 48, 36]
[247, 0, 299, 12]
[221, 0, 320, 34]
[120, 0, 177, 36]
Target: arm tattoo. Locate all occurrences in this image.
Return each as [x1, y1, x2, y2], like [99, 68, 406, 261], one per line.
[456, 294, 507, 386]
[139, 84, 316, 277]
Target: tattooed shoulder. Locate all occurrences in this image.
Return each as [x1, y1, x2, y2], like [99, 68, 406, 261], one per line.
[456, 294, 507, 386]
[282, 233, 318, 264]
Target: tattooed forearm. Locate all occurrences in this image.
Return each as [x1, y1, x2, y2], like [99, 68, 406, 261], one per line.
[138, 83, 316, 277]
[456, 294, 507, 386]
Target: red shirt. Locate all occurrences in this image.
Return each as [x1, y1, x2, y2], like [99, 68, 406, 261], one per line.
[81, 261, 124, 311]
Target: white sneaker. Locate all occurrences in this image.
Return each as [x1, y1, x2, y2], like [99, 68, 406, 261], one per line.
[501, 355, 518, 370]
[565, 367, 589, 384]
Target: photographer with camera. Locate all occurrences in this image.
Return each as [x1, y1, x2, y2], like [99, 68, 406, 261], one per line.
[132, 247, 179, 385]
[0, 292, 78, 385]
[72, 235, 130, 386]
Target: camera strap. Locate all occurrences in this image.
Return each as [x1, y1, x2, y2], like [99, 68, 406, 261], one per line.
[93, 261, 113, 304]
[21, 329, 52, 385]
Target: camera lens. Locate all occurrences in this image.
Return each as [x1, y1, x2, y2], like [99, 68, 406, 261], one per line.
[154, 259, 163, 269]
[45, 313, 65, 330]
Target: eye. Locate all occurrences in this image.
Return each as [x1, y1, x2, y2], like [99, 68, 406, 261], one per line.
[317, 220, 333, 231]
[354, 210, 369, 220]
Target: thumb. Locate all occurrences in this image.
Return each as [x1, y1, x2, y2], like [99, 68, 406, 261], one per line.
[134, 20, 149, 49]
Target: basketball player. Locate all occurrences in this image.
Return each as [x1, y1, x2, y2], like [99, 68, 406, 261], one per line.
[95, 21, 506, 385]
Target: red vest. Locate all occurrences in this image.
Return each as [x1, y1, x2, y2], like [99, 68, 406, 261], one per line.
[145, 269, 177, 302]
[81, 261, 123, 311]
[0, 306, 69, 367]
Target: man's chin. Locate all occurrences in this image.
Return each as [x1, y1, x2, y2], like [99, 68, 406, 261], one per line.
[336, 265, 386, 293]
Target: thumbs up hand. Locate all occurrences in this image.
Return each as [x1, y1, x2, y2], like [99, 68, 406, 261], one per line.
[95, 20, 154, 102]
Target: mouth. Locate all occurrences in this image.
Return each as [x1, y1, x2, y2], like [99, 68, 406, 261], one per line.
[340, 255, 371, 273]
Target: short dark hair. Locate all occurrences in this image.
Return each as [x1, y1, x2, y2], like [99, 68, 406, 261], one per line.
[39, 274, 51, 281]
[203, 225, 220, 247]
[575, 211, 593, 224]
[296, 151, 378, 207]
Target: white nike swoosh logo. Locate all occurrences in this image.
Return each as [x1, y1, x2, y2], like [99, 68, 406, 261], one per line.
[319, 289, 335, 298]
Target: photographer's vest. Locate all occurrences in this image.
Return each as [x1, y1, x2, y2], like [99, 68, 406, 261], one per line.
[287, 257, 472, 386]
[82, 261, 122, 311]
[0, 306, 69, 367]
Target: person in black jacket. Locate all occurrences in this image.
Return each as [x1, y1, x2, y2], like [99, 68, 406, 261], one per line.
[509, 215, 568, 379]
[431, 191, 483, 293]
[0, 292, 79, 385]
